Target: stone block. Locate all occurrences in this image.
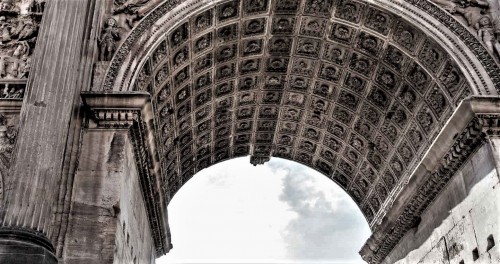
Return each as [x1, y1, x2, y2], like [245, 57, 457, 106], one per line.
[417, 237, 448, 264]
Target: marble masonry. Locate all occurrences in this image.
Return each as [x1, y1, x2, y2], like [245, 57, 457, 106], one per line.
[0, 0, 499, 263]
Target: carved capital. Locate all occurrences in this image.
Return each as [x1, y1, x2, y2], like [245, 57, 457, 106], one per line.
[81, 91, 149, 128]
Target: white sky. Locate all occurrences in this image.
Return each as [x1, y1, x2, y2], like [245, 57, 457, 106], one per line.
[157, 157, 371, 264]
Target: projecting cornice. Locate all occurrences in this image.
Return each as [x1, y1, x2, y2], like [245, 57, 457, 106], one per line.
[361, 96, 500, 264]
[80, 91, 172, 255]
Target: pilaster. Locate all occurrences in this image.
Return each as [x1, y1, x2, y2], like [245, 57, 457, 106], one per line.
[79, 92, 172, 258]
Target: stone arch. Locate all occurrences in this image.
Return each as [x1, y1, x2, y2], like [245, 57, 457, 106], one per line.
[100, 0, 500, 227]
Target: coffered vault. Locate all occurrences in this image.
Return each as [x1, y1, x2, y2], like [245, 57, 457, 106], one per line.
[99, 0, 496, 234]
[136, 0, 474, 224]
[1, 0, 500, 264]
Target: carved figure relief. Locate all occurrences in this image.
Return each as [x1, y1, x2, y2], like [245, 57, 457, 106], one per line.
[113, 0, 149, 28]
[476, 16, 500, 57]
[99, 18, 121, 61]
[0, 111, 16, 203]
[0, 1, 42, 81]
[0, 113, 16, 167]
[428, 0, 500, 60]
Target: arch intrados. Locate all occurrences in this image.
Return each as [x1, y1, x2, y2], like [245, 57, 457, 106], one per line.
[101, 0, 500, 227]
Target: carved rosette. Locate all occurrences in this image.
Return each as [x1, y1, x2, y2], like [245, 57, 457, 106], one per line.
[250, 155, 270, 166]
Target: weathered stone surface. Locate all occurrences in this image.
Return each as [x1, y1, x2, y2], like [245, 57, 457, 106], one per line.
[1, 0, 93, 235]
[387, 142, 500, 264]
[62, 130, 155, 264]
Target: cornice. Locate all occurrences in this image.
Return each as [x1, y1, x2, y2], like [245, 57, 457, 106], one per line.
[360, 96, 500, 263]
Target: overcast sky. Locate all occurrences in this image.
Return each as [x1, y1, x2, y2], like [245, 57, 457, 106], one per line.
[157, 157, 371, 264]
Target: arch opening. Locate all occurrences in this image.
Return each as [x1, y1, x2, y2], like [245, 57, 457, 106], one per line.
[159, 157, 371, 263]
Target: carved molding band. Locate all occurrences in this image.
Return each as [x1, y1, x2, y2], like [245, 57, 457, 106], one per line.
[360, 96, 500, 264]
[88, 109, 140, 128]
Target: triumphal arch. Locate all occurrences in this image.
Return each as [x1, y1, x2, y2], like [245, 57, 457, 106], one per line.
[0, 0, 499, 263]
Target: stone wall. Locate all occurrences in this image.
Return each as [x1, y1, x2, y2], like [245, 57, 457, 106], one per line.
[61, 130, 155, 264]
[114, 130, 156, 264]
[384, 141, 500, 264]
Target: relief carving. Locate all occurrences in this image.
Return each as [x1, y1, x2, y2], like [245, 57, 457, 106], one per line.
[429, 0, 500, 59]
[0, 113, 17, 167]
[113, 0, 149, 28]
[0, 0, 42, 81]
[98, 18, 121, 62]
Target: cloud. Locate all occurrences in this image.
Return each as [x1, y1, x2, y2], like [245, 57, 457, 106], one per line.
[159, 157, 370, 264]
[270, 159, 370, 262]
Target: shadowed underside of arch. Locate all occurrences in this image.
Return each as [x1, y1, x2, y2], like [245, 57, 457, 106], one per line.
[115, 0, 483, 226]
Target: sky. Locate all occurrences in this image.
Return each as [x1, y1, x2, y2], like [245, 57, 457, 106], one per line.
[157, 157, 371, 264]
